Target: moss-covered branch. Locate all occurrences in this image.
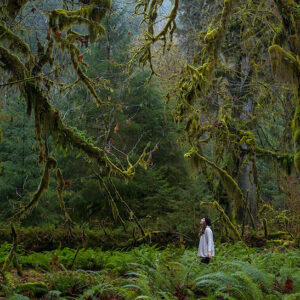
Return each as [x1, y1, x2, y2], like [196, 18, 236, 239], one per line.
[49, 0, 110, 42]
[269, 45, 300, 87]
[175, 0, 240, 120]
[130, 0, 179, 77]
[0, 23, 31, 56]
[0, 45, 28, 80]
[200, 201, 241, 241]
[185, 147, 244, 222]
[2, 225, 17, 272]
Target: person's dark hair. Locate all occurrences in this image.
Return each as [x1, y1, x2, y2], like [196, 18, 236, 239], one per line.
[205, 217, 211, 226]
[200, 217, 212, 235]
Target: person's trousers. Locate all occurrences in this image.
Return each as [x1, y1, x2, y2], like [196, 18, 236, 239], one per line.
[200, 257, 210, 264]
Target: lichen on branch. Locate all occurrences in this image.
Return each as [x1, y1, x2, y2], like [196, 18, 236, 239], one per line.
[130, 0, 179, 78]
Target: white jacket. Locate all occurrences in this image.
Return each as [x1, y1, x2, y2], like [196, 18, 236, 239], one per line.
[197, 226, 215, 258]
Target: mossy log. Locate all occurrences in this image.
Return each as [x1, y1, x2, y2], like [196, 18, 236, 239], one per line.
[16, 281, 48, 297]
[267, 231, 288, 239]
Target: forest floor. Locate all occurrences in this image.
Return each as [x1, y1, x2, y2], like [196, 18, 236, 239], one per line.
[0, 242, 299, 299]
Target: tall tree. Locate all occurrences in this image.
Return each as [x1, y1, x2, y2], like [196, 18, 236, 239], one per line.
[132, 0, 297, 230]
[0, 0, 147, 223]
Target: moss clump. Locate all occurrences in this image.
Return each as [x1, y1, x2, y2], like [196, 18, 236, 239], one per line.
[205, 28, 219, 42]
[269, 44, 300, 87]
[49, 0, 111, 42]
[16, 281, 48, 297]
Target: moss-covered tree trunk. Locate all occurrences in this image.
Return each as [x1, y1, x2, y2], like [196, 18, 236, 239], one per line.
[238, 56, 257, 222]
[270, 0, 300, 172]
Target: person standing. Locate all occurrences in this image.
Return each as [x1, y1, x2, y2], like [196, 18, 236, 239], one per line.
[197, 217, 215, 264]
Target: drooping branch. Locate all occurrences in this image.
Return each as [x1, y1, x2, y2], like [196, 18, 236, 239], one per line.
[11, 157, 57, 221]
[56, 169, 73, 224]
[0, 45, 28, 80]
[130, 0, 179, 77]
[200, 201, 241, 241]
[0, 23, 31, 56]
[185, 147, 244, 223]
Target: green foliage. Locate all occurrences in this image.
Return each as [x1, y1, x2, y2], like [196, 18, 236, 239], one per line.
[1, 243, 300, 299]
[7, 295, 30, 300]
[47, 271, 94, 295]
[0, 99, 40, 219]
[16, 281, 48, 298]
[0, 0, 199, 230]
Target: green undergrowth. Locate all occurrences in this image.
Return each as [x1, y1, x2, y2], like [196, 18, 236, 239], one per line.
[0, 242, 299, 299]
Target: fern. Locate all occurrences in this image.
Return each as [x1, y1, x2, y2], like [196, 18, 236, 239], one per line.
[222, 261, 274, 293]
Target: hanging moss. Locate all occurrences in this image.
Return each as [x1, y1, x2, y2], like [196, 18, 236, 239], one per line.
[269, 44, 300, 87]
[130, 0, 179, 77]
[56, 169, 72, 223]
[175, 0, 239, 122]
[68, 43, 107, 105]
[5, 0, 28, 18]
[185, 147, 244, 223]
[0, 24, 31, 56]
[22, 78, 146, 180]
[200, 201, 241, 241]
[0, 46, 28, 79]
[33, 39, 54, 74]
[231, 125, 294, 175]
[270, 0, 300, 174]
[0, 0, 152, 235]
[12, 157, 57, 221]
[49, 0, 110, 42]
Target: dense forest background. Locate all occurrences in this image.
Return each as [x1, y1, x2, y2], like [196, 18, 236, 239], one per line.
[1, 0, 298, 239]
[0, 0, 300, 298]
